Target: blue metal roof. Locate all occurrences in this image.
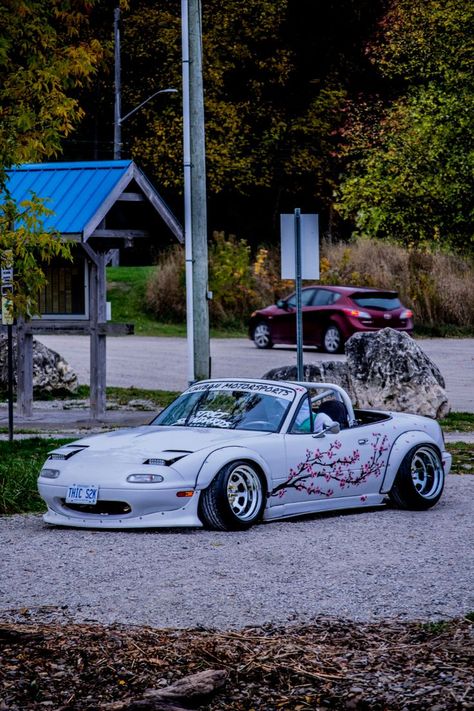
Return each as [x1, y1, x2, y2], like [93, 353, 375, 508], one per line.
[5, 160, 134, 235]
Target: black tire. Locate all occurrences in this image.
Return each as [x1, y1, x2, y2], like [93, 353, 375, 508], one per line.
[252, 321, 273, 349]
[198, 461, 266, 531]
[322, 324, 343, 353]
[390, 445, 444, 510]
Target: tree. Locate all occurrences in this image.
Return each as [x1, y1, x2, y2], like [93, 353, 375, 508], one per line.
[0, 0, 104, 316]
[337, 0, 474, 253]
[66, 0, 384, 244]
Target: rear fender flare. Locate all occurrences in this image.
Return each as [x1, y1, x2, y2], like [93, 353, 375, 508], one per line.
[380, 431, 441, 494]
[196, 446, 272, 493]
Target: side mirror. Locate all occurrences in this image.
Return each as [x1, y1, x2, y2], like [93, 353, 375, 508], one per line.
[313, 421, 340, 438]
[276, 299, 287, 309]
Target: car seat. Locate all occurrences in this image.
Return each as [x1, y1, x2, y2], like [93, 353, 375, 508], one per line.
[315, 399, 349, 428]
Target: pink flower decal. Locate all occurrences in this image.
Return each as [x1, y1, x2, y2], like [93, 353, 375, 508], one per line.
[271, 434, 389, 500]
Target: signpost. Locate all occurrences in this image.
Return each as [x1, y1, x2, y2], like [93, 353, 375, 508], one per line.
[1, 251, 14, 441]
[280, 211, 319, 381]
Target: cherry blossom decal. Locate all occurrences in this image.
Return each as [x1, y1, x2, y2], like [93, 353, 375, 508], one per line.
[271, 433, 389, 499]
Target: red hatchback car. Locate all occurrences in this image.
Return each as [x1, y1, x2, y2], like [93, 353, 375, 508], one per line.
[249, 285, 413, 353]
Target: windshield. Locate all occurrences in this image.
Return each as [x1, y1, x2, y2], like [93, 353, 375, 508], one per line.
[151, 382, 294, 432]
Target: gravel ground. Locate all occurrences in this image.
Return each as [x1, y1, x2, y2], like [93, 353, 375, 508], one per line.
[1, 475, 473, 630]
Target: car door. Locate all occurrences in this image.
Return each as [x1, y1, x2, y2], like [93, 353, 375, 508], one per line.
[302, 288, 341, 346]
[273, 288, 317, 344]
[269, 397, 390, 511]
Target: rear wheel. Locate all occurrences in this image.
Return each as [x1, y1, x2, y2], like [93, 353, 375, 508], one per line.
[323, 324, 343, 353]
[253, 321, 273, 349]
[199, 461, 266, 531]
[390, 445, 444, 510]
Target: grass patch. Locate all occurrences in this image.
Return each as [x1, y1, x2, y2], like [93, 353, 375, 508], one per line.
[440, 411, 474, 432]
[446, 442, 474, 473]
[0, 438, 73, 514]
[16, 385, 180, 409]
[106, 266, 244, 337]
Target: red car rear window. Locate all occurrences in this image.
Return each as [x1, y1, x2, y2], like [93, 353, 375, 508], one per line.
[350, 293, 402, 311]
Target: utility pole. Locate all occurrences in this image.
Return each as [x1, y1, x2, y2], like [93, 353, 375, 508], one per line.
[114, 6, 122, 159]
[182, 0, 210, 382]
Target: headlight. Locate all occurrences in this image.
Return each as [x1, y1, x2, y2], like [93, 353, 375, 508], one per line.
[40, 469, 60, 479]
[126, 473, 164, 483]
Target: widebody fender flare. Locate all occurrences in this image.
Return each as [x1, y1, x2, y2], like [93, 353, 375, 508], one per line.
[380, 430, 442, 494]
[195, 446, 273, 492]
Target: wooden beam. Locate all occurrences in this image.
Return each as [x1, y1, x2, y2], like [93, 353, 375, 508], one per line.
[117, 192, 145, 201]
[16, 318, 33, 418]
[1, 322, 135, 336]
[90, 229, 150, 239]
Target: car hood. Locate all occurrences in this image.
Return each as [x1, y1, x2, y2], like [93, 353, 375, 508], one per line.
[60, 425, 271, 459]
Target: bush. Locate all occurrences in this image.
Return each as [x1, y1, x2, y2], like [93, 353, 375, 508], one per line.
[320, 238, 474, 329]
[146, 233, 284, 329]
[145, 234, 474, 331]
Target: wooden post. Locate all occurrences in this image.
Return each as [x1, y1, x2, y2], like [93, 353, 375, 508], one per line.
[16, 317, 33, 418]
[89, 251, 107, 419]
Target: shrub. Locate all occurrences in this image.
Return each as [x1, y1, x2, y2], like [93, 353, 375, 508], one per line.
[145, 235, 474, 331]
[146, 233, 283, 329]
[320, 238, 474, 329]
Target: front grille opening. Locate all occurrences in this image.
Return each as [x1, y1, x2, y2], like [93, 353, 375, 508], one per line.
[62, 500, 132, 515]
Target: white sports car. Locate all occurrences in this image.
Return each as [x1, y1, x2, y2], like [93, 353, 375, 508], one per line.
[37, 378, 451, 530]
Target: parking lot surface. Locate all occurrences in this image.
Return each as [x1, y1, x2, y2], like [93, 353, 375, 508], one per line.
[37, 336, 474, 412]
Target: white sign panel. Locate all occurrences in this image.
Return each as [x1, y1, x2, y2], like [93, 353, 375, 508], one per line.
[280, 213, 319, 280]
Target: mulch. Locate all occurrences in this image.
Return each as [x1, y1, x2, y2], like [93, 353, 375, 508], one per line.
[0, 616, 473, 710]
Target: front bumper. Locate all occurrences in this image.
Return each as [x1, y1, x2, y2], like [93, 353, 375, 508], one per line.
[38, 482, 203, 529]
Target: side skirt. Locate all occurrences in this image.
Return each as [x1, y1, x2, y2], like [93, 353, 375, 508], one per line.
[263, 493, 386, 521]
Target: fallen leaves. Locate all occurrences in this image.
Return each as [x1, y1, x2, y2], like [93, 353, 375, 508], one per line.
[0, 616, 472, 710]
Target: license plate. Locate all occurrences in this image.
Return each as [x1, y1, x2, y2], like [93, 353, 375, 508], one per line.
[66, 485, 99, 505]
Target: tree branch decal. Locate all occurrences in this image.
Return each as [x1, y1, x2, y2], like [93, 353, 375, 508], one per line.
[271, 433, 389, 499]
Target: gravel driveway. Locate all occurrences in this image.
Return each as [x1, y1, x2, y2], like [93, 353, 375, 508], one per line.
[1, 475, 472, 630]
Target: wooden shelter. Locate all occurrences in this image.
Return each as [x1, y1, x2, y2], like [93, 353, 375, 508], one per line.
[3, 160, 183, 418]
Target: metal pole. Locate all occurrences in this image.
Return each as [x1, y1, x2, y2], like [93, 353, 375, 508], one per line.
[7, 323, 13, 442]
[294, 208, 304, 381]
[182, 0, 210, 382]
[182, 0, 195, 384]
[113, 6, 122, 159]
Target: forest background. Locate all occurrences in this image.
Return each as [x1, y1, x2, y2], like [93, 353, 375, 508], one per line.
[0, 0, 473, 331]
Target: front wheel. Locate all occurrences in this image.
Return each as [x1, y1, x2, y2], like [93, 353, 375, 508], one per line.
[390, 445, 445, 510]
[199, 461, 266, 531]
[323, 324, 343, 353]
[253, 322, 273, 349]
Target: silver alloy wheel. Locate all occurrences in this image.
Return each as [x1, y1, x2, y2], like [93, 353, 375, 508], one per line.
[410, 446, 444, 499]
[253, 322, 271, 348]
[226, 464, 263, 521]
[324, 325, 341, 353]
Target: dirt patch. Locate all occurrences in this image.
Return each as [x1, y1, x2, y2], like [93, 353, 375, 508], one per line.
[0, 617, 472, 710]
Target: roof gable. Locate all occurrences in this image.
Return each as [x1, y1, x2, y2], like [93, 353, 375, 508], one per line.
[4, 160, 183, 242]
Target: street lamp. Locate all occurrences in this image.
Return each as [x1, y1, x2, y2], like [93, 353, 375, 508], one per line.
[113, 7, 177, 159]
[113, 87, 178, 160]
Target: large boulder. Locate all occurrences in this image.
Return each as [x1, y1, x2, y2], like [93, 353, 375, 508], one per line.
[262, 328, 450, 418]
[345, 329, 449, 418]
[263, 362, 353, 395]
[0, 336, 78, 395]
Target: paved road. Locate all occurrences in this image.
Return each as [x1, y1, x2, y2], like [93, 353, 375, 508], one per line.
[38, 335, 474, 412]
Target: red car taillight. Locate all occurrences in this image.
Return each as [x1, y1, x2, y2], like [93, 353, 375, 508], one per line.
[342, 307, 371, 319]
[400, 309, 413, 319]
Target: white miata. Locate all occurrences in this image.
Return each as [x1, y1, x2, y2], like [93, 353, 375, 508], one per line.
[38, 378, 451, 530]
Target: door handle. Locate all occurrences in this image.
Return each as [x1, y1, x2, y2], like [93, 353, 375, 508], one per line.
[358, 438, 368, 445]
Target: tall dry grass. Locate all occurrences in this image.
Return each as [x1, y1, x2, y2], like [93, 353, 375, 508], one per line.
[320, 238, 474, 328]
[145, 236, 474, 330]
